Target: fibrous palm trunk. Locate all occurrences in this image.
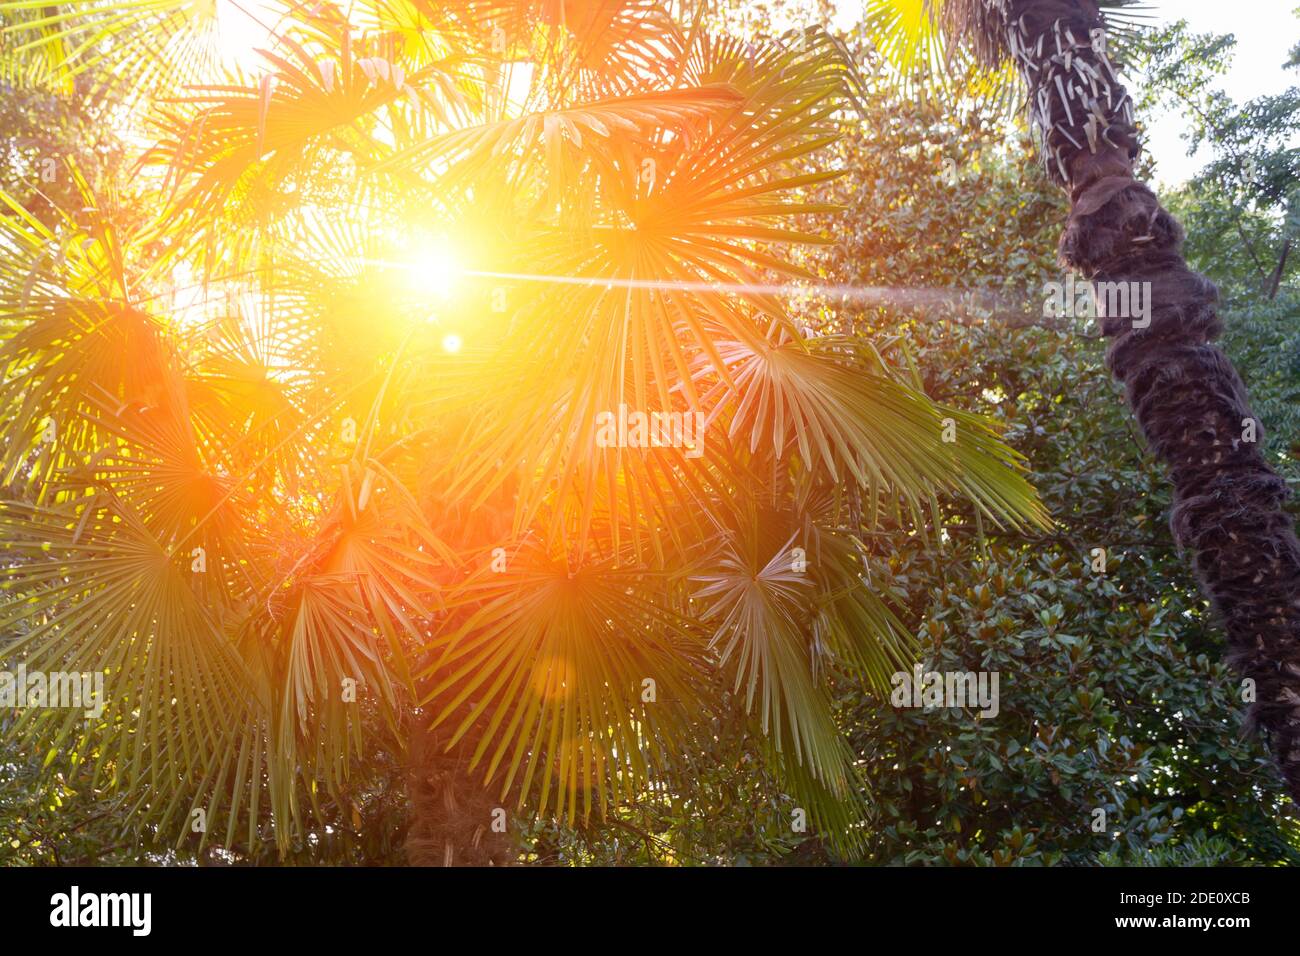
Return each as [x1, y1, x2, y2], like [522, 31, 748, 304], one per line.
[952, 0, 1300, 799]
[405, 719, 516, 866]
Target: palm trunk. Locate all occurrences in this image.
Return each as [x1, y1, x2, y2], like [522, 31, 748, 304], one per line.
[957, 0, 1300, 799]
[405, 719, 516, 866]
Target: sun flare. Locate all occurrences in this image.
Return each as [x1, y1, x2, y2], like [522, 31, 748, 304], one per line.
[404, 238, 462, 301]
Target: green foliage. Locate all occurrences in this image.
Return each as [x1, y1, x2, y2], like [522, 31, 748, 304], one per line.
[0, 752, 142, 866]
[3, 3, 1298, 868]
[826, 18, 1300, 868]
[532, 60, 1300, 866]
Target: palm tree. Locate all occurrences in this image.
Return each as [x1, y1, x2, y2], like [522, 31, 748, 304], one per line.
[867, 0, 1300, 803]
[0, 0, 1046, 863]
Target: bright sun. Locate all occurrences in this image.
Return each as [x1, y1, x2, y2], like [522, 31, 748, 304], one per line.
[405, 237, 463, 300]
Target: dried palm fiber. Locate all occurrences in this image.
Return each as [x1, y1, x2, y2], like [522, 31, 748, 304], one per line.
[405, 717, 515, 865]
[945, 0, 1300, 799]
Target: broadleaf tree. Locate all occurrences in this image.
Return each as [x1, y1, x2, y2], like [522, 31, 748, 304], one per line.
[868, 0, 1300, 806]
